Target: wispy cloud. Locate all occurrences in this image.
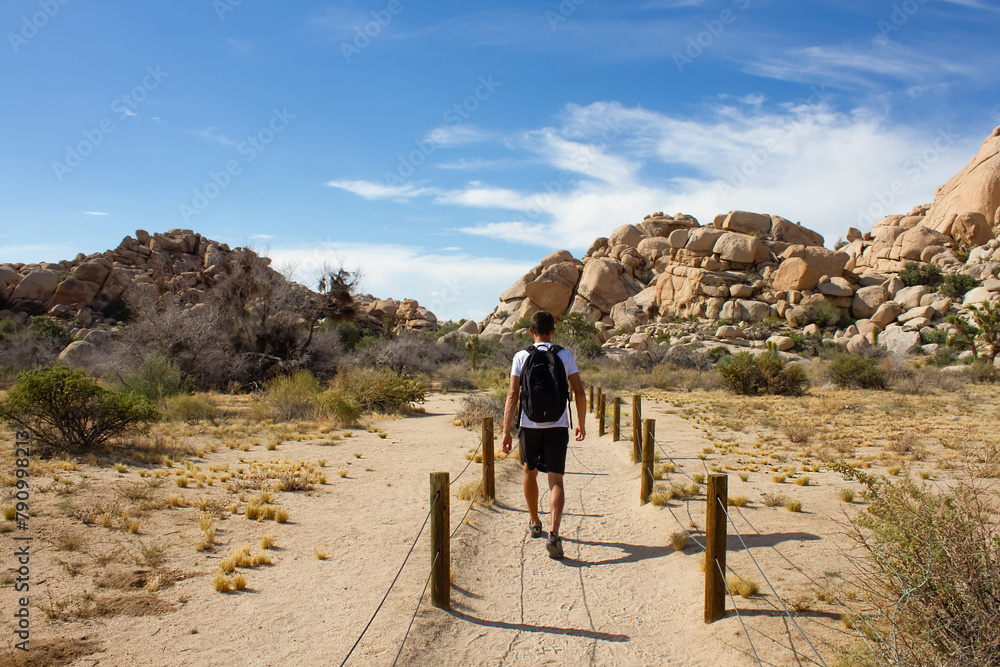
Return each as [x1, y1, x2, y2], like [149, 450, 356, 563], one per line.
[425, 124, 490, 147]
[326, 180, 439, 200]
[83, 211, 109, 216]
[328, 100, 978, 250]
[196, 126, 237, 146]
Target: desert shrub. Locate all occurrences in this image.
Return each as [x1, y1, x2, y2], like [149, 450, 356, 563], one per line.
[434, 319, 465, 338]
[316, 387, 362, 427]
[801, 299, 841, 328]
[455, 393, 504, 429]
[511, 316, 531, 332]
[116, 353, 184, 402]
[827, 353, 887, 390]
[437, 362, 476, 391]
[899, 261, 943, 288]
[332, 321, 363, 349]
[263, 371, 321, 421]
[963, 359, 1000, 384]
[0, 318, 62, 378]
[939, 272, 978, 299]
[920, 328, 949, 346]
[163, 394, 218, 423]
[357, 333, 462, 376]
[0, 365, 159, 455]
[27, 316, 73, 347]
[662, 345, 713, 371]
[834, 465, 1000, 666]
[926, 345, 963, 367]
[717, 351, 807, 396]
[332, 368, 426, 413]
[705, 346, 732, 363]
[553, 312, 603, 359]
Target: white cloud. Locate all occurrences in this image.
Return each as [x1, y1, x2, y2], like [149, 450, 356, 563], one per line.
[196, 126, 237, 147]
[329, 100, 979, 251]
[425, 124, 490, 147]
[266, 241, 533, 322]
[83, 211, 108, 216]
[326, 180, 438, 200]
[456, 222, 549, 244]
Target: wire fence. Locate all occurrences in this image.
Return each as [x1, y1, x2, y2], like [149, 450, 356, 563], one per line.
[338, 430, 491, 666]
[644, 427, 835, 667]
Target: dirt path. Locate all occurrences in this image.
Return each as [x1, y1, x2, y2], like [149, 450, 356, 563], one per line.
[39, 392, 848, 666]
[399, 403, 763, 667]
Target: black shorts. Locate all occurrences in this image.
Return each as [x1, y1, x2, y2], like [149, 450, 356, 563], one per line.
[518, 427, 569, 475]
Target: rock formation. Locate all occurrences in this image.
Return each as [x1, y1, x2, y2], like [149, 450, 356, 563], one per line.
[0, 229, 438, 340]
[476, 126, 1000, 360]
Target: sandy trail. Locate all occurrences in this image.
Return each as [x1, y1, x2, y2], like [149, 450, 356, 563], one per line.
[49, 392, 845, 667]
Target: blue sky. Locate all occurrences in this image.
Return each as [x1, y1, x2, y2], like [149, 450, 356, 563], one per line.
[2, 0, 999, 320]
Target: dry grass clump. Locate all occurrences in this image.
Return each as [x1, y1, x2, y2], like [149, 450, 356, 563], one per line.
[727, 573, 760, 598]
[738, 472, 750, 482]
[232, 574, 247, 591]
[2, 505, 15, 520]
[772, 474, 787, 484]
[839, 489, 856, 503]
[455, 393, 504, 430]
[213, 572, 232, 592]
[727, 495, 748, 507]
[457, 479, 481, 502]
[795, 476, 811, 486]
[785, 499, 803, 512]
[261, 534, 276, 550]
[315, 549, 328, 560]
[762, 493, 788, 507]
[670, 531, 689, 551]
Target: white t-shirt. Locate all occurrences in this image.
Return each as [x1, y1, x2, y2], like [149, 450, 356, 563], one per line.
[511, 343, 580, 429]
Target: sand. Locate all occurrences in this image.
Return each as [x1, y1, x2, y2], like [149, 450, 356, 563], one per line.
[2, 392, 859, 666]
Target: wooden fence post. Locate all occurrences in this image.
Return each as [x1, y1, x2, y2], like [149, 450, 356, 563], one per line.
[598, 392, 605, 437]
[632, 395, 642, 463]
[612, 397, 621, 442]
[588, 386, 594, 413]
[430, 472, 450, 610]
[482, 417, 495, 502]
[705, 473, 728, 624]
[640, 419, 655, 504]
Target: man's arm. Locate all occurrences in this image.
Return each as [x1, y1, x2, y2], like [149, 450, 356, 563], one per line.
[569, 372, 586, 441]
[501, 374, 520, 454]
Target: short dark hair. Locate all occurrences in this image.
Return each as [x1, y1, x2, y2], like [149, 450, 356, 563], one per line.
[530, 310, 556, 335]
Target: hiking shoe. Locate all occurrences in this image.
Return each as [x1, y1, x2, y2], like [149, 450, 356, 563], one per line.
[528, 523, 543, 538]
[546, 534, 564, 559]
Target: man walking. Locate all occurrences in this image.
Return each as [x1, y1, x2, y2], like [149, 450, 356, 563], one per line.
[501, 311, 587, 559]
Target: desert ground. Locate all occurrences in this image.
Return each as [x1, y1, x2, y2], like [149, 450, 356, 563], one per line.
[2, 380, 996, 667]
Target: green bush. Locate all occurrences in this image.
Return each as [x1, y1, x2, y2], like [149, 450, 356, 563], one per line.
[920, 328, 949, 346]
[939, 272, 978, 299]
[717, 351, 808, 396]
[316, 387, 362, 427]
[27, 316, 72, 347]
[833, 465, 1000, 667]
[332, 368, 426, 413]
[511, 316, 531, 332]
[434, 319, 466, 338]
[899, 261, 943, 288]
[802, 299, 841, 328]
[554, 312, 602, 358]
[827, 353, 888, 389]
[437, 362, 476, 391]
[264, 371, 322, 421]
[163, 394, 218, 423]
[118, 354, 184, 401]
[0, 365, 159, 455]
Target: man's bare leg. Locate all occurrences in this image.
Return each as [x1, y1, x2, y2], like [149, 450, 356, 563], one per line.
[523, 466, 540, 526]
[547, 472, 564, 536]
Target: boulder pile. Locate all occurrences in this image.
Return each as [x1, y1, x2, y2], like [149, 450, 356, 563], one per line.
[0, 229, 437, 338]
[473, 126, 1000, 360]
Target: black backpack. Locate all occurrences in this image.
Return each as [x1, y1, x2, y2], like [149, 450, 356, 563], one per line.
[519, 344, 569, 423]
